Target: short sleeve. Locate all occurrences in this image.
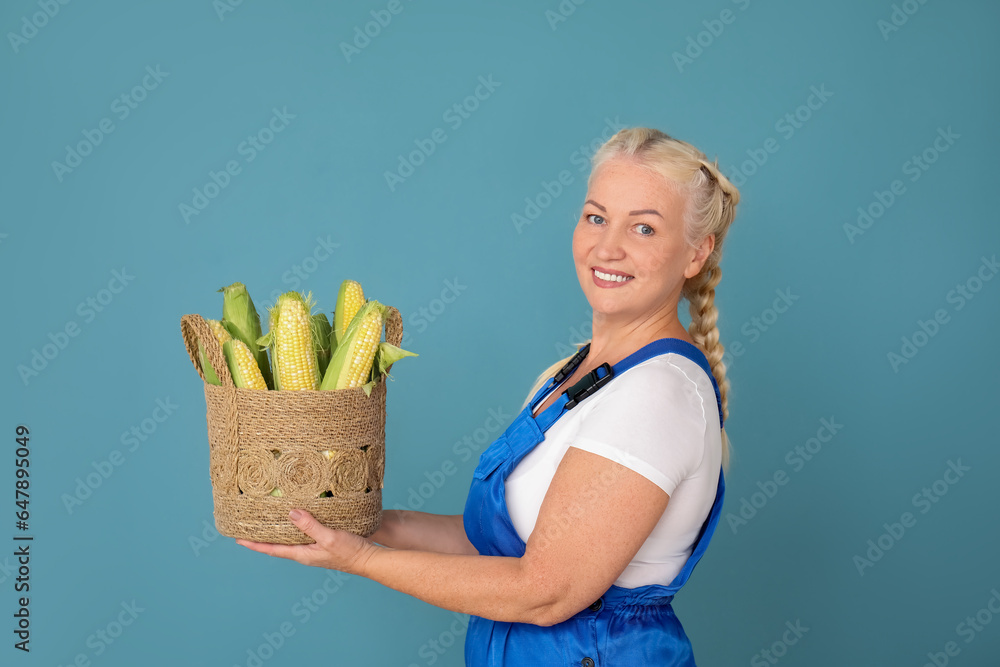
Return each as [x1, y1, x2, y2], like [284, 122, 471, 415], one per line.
[569, 358, 710, 496]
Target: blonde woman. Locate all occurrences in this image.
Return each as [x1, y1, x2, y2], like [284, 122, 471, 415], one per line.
[239, 127, 740, 666]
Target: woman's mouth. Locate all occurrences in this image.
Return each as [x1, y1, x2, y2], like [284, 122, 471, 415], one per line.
[592, 268, 634, 287]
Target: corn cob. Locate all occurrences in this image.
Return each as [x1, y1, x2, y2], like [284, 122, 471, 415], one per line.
[209, 319, 232, 347]
[321, 300, 386, 391]
[333, 279, 365, 347]
[258, 292, 321, 391]
[219, 282, 273, 389]
[198, 319, 232, 386]
[312, 312, 333, 376]
[223, 339, 268, 390]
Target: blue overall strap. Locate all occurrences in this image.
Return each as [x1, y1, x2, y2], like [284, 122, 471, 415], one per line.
[609, 338, 727, 595]
[529, 336, 728, 598]
[659, 466, 725, 595]
[530, 337, 725, 431]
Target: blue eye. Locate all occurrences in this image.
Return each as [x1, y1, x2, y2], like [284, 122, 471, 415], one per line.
[586, 214, 605, 225]
[638, 224, 654, 236]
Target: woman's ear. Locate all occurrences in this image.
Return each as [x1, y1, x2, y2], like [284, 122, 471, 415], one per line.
[684, 233, 715, 279]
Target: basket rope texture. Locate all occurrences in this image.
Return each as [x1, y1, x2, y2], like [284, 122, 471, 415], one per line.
[180, 307, 402, 544]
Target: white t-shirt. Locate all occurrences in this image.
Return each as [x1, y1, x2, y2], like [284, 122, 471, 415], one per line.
[504, 352, 722, 589]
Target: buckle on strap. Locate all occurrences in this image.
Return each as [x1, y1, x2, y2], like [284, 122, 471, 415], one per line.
[564, 362, 614, 410]
[553, 344, 590, 384]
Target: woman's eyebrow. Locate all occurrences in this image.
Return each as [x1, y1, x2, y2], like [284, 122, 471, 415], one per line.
[585, 199, 664, 218]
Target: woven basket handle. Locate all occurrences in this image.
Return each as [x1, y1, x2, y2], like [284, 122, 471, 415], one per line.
[180, 313, 235, 387]
[384, 305, 402, 348]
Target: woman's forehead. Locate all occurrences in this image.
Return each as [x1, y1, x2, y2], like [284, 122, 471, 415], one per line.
[587, 172, 684, 209]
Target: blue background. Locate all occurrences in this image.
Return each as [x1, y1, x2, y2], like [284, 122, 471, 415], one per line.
[2, 0, 998, 665]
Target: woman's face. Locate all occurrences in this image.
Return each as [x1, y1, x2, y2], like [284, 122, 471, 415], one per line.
[572, 157, 710, 325]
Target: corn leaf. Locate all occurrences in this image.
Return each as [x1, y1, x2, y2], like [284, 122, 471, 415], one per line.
[374, 342, 417, 378]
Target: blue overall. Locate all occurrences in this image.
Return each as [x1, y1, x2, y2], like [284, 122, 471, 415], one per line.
[462, 338, 726, 666]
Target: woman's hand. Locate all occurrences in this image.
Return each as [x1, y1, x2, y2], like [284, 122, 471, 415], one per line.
[236, 509, 381, 576]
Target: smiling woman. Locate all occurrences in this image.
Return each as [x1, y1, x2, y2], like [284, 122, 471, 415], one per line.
[237, 126, 742, 667]
[525, 128, 740, 468]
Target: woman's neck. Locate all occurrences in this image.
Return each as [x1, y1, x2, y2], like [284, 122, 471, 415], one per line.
[586, 309, 693, 366]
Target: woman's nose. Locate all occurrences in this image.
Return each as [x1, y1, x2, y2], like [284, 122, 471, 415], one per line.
[594, 224, 627, 258]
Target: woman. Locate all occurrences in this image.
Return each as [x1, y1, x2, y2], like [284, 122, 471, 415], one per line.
[238, 127, 741, 665]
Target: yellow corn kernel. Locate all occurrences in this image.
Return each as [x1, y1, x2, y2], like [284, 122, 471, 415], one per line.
[334, 280, 365, 345]
[223, 339, 268, 390]
[343, 310, 382, 388]
[208, 319, 232, 346]
[265, 292, 321, 391]
[321, 301, 384, 390]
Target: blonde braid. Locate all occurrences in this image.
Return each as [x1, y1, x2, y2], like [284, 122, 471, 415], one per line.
[684, 256, 733, 472]
[685, 156, 739, 473]
[697, 157, 741, 215]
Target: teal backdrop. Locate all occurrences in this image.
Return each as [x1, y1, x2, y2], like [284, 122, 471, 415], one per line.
[2, 0, 998, 665]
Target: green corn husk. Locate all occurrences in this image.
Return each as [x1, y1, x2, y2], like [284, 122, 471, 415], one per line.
[312, 312, 333, 376]
[218, 282, 273, 389]
[374, 341, 418, 378]
[198, 342, 222, 386]
[321, 300, 383, 392]
[321, 300, 417, 394]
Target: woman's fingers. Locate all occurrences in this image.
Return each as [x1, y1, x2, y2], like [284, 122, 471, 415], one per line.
[235, 538, 313, 561]
[287, 509, 334, 547]
[235, 509, 376, 574]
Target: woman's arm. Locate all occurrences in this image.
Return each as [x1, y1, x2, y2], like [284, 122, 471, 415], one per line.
[356, 447, 668, 625]
[369, 510, 478, 555]
[241, 446, 670, 627]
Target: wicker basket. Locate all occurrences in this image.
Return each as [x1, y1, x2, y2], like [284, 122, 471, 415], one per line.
[179, 308, 402, 544]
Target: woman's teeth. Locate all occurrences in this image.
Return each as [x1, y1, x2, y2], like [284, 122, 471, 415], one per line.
[594, 269, 633, 283]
